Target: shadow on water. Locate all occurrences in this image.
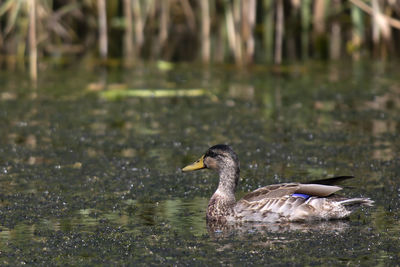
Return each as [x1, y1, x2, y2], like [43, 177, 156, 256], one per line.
[0, 61, 400, 264]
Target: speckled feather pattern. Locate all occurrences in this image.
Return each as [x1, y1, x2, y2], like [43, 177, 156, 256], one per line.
[232, 194, 353, 222]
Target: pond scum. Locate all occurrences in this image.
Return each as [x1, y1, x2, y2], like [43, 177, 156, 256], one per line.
[0, 0, 400, 82]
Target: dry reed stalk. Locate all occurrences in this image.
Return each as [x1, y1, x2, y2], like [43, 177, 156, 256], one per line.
[225, 2, 238, 62]
[330, 0, 341, 60]
[123, 0, 134, 66]
[233, 0, 243, 65]
[133, 0, 144, 54]
[180, 0, 196, 31]
[372, 0, 381, 45]
[214, 19, 226, 63]
[372, 0, 390, 57]
[29, 0, 37, 84]
[242, 0, 256, 64]
[158, 0, 169, 51]
[330, 23, 341, 60]
[313, 0, 328, 58]
[97, 0, 108, 59]
[350, 0, 400, 58]
[143, 0, 156, 25]
[313, 0, 326, 34]
[275, 0, 284, 64]
[223, 0, 243, 64]
[350, 0, 400, 30]
[350, 4, 364, 60]
[0, 9, 2, 51]
[200, 0, 210, 63]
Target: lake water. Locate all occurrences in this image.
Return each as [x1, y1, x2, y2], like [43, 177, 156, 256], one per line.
[0, 61, 399, 265]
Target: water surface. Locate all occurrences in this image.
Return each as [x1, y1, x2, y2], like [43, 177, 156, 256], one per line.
[0, 62, 399, 265]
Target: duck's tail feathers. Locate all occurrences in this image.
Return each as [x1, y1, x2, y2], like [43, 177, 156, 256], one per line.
[339, 198, 374, 207]
[306, 176, 355, 185]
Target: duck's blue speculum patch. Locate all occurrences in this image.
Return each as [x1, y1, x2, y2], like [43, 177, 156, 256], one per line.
[292, 193, 311, 199]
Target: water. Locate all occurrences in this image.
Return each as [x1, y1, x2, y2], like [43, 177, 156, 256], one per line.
[0, 61, 399, 265]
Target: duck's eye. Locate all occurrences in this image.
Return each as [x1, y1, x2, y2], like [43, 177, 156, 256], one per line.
[205, 151, 218, 158]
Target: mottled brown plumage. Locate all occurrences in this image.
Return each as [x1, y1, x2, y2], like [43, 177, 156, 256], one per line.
[182, 144, 373, 223]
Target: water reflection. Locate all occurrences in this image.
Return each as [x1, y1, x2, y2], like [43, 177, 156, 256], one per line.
[0, 224, 35, 246]
[365, 89, 400, 161]
[207, 220, 351, 238]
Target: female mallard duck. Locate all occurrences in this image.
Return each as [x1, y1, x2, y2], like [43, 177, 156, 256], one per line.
[182, 144, 373, 223]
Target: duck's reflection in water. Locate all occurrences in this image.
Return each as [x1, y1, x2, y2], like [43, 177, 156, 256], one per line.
[207, 220, 350, 238]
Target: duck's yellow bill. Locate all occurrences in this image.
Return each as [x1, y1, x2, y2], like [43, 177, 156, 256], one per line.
[182, 155, 205, 172]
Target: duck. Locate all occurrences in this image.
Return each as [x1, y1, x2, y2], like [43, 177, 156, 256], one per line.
[182, 144, 373, 223]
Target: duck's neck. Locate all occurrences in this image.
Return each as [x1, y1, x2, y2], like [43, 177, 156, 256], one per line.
[207, 166, 239, 221]
[216, 167, 238, 199]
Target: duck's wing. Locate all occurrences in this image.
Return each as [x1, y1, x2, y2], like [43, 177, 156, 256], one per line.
[295, 183, 343, 197]
[240, 183, 343, 203]
[240, 183, 299, 202]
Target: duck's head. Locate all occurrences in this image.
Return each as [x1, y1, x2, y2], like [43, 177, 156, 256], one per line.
[182, 144, 240, 176]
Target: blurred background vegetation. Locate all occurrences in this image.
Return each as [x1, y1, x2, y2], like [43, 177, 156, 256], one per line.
[1, 0, 400, 81]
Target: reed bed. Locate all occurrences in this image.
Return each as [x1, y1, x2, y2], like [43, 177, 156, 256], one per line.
[0, 0, 399, 80]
